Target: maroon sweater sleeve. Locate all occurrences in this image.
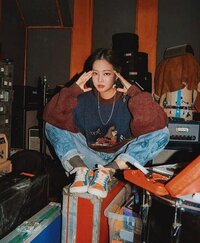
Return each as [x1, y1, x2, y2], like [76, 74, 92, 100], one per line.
[127, 85, 168, 138]
[43, 83, 83, 132]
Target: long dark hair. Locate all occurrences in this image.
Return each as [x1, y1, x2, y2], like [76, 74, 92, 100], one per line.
[84, 48, 121, 72]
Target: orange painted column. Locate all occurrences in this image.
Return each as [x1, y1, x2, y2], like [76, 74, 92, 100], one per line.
[70, 0, 94, 78]
[135, 0, 158, 91]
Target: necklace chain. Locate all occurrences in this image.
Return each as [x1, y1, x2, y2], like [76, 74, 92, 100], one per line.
[97, 92, 116, 125]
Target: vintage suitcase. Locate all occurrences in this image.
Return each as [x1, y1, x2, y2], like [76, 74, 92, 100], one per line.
[1, 202, 61, 243]
[0, 173, 49, 239]
[124, 155, 200, 197]
[124, 156, 200, 243]
[62, 178, 127, 243]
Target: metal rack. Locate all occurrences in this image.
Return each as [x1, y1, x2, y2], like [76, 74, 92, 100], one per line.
[0, 59, 14, 154]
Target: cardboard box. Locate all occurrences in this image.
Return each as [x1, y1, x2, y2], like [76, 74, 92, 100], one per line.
[0, 160, 12, 173]
[0, 134, 8, 164]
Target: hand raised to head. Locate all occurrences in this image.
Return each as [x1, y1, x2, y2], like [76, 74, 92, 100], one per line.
[114, 71, 131, 93]
[76, 71, 93, 92]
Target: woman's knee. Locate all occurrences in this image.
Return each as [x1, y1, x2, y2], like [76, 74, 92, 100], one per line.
[45, 123, 70, 144]
[156, 129, 170, 149]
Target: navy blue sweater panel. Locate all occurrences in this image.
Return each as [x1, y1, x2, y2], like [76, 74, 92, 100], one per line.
[73, 91, 132, 145]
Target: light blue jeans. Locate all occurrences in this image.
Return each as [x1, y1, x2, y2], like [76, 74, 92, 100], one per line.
[45, 123, 170, 172]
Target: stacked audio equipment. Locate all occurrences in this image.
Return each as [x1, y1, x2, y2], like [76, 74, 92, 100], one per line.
[112, 33, 152, 93]
[11, 85, 39, 149]
[0, 59, 14, 152]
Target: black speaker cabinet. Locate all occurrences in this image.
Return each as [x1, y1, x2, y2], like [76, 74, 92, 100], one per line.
[127, 72, 152, 93]
[112, 33, 139, 55]
[11, 86, 39, 149]
[122, 52, 148, 75]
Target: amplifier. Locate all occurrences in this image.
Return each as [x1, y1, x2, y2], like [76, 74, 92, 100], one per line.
[0, 76, 13, 89]
[163, 44, 194, 59]
[28, 126, 40, 152]
[13, 85, 39, 110]
[168, 121, 200, 143]
[28, 127, 52, 156]
[0, 89, 13, 102]
[0, 59, 14, 78]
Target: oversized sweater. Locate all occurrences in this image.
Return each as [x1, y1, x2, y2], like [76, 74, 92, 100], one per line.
[43, 83, 168, 152]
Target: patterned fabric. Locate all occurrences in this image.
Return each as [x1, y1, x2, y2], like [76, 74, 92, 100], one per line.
[45, 123, 169, 172]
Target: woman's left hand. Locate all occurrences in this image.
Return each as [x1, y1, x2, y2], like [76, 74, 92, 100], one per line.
[114, 71, 131, 93]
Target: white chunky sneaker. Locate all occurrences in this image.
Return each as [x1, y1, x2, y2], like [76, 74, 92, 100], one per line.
[88, 166, 111, 198]
[70, 167, 94, 193]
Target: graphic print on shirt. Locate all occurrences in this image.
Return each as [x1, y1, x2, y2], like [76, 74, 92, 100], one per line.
[92, 126, 118, 146]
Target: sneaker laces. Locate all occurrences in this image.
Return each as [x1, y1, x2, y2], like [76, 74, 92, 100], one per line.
[73, 167, 89, 181]
[94, 169, 110, 186]
[97, 164, 115, 175]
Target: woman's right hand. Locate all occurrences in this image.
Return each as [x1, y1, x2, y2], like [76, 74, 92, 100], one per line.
[76, 71, 93, 92]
